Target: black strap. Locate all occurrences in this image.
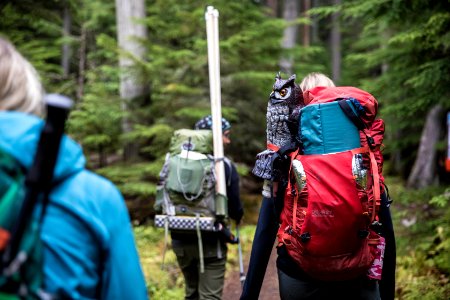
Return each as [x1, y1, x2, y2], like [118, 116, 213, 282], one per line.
[338, 99, 376, 147]
[338, 99, 366, 131]
[272, 141, 299, 163]
[2, 94, 72, 268]
[269, 141, 299, 221]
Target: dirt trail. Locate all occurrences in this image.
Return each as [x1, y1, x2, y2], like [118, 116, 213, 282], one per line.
[223, 246, 280, 300]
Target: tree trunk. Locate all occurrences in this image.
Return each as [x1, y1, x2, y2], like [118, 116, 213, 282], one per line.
[265, 0, 279, 16]
[389, 129, 405, 177]
[311, 0, 319, 43]
[303, 0, 311, 47]
[279, 0, 299, 75]
[76, 25, 86, 101]
[99, 144, 107, 168]
[115, 0, 148, 161]
[61, 2, 71, 78]
[407, 104, 445, 189]
[330, 0, 341, 83]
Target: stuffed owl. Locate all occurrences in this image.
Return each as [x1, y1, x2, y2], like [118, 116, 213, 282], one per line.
[267, 72, 303, 145]
[252, 72, 303, 194]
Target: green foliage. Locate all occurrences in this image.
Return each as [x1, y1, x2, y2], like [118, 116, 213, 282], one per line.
[430, 188, 450, 208]
[0, 1, 69, 92]
[334, 0, 450, 176]
[140, 0, 290, 163]
[123, 123, 173, 160]
[96, 161, 163, 200]
[235, 162, 250, 178]
[1, 0, 329, 173]
[387, 176, 450, 299]
[133, 225, 185, 299]
[68, 76, 123, 158]
[3, 2, 450, 296]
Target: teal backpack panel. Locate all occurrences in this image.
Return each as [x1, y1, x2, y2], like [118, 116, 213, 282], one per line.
[0, 150, 25, 233]
[299, 100, 361, 155]
[0, 148, 44, 300]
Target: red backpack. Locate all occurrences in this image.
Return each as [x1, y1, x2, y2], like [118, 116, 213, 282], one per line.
[277, 86, 385, 281]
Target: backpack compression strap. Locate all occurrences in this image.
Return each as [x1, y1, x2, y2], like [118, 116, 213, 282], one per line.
[338, 100, 375, 147]
[338, 99, 382, 222]
[350, 147, 381, 222]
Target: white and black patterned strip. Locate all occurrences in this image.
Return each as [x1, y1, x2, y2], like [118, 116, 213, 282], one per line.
[155, 215, 216, 231]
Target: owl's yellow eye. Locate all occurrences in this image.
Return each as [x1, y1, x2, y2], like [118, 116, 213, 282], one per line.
[280, 89, 287, 97]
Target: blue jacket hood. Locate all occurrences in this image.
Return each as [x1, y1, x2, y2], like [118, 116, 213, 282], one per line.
[0, 111, 85, 181]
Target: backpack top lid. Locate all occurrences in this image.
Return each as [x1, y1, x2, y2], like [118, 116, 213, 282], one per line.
[303, 86, 378, 127]
[169, 129, 213, 155]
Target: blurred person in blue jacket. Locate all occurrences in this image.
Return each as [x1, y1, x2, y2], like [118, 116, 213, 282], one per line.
[0, 36, 148, 299]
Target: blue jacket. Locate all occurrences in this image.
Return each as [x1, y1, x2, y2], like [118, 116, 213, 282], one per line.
[0, 112, 148, 299]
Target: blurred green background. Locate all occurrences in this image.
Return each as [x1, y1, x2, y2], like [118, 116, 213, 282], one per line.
[1, 0, 449, 298]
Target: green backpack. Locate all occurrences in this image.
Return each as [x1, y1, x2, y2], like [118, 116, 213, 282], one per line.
[0, 149, 45, 300]
[155, 129, 234, 272]
[155, 129, 229, 231]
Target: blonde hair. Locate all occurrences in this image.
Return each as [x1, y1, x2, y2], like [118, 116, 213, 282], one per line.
[300, 72, 335, 91]
[0, 37, 44, 116]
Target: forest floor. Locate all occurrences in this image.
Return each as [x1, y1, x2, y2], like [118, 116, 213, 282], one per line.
[223, 245, 280, 300]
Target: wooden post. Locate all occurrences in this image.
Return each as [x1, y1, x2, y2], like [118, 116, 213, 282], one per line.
[205, 6, 227, 217]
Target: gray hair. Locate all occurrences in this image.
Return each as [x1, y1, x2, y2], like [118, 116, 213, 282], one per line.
[0, 37, 44, 116]
[300, 72, 335, 91]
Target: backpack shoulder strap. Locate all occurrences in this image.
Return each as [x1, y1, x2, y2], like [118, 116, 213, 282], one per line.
[223, 157, 232, 187]
[338, 99, 376, 148]
[338, 99, 366, 130]
[3, 95, 72, 269]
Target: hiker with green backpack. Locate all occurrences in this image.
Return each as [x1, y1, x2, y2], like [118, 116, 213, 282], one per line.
[0, 37, 148, 299]
[155, 115, 244, 300]
[241, 72, 396, 300]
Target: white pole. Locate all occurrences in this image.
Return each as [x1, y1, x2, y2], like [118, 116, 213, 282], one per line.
[205, 6, 227, 216]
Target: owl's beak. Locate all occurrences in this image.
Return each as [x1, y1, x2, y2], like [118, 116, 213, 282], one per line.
[270, 99, 284, 105]
[269, 91, 284, 104]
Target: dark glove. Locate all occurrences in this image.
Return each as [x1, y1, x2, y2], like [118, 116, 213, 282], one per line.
[215, 222, 239, 244]
[252, 149, 276, 180]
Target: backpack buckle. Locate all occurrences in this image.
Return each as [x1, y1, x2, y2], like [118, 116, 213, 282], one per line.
[358, 229, 369, 238]
[300, 232, 311, 243]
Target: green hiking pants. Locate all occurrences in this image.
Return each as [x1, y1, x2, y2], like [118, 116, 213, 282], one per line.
[172, 239, 227, 300]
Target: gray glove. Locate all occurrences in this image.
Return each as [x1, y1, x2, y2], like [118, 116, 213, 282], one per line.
[252, 73, 303, 180]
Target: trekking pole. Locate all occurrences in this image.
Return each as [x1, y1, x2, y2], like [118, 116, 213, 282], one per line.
[2, 94, 73, 268]
[236, 225, 246, 287]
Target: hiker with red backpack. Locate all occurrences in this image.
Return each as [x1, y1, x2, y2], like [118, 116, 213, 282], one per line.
[241, 72, 396, 300]
[0, 37, 148, 299]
